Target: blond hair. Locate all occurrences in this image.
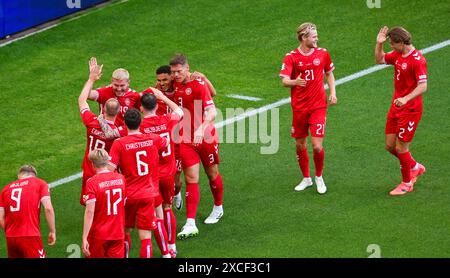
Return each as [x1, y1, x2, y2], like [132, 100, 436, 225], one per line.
[297, 22, 317, 42]
[112, 68, 129, 80]
[88, 149, 110, 168]
[18, 164, 37, 176]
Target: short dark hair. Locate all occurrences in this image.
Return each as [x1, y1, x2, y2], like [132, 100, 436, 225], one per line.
[156, 65, 171, 75]
[141, 93, 157, 112]
[169, 54, 188, 66]
[387, 27, 412, 45]
[124, 108, 141, 130]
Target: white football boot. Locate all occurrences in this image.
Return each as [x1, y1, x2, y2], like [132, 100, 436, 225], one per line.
[315, 176, 327, 194]
[204, 205, 223, 224]
[294, 177, 313, 191]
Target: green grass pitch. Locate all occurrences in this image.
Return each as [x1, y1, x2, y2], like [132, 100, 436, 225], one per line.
[0, 0, 449, 257]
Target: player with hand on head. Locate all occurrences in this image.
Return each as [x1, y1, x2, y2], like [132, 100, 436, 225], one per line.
[375, 26, 427, 195]
[0, 165, 56, 258]
[279, 22, 337, 194]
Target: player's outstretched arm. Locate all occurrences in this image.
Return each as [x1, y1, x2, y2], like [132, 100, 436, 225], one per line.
[375, 26, 388, 64]
[152, 88, 184, 118]
[98, 115, 121, 139]
[41, 198, 56, 246]
[82, 202, 95, 257]
[326, 72, 337, 105]
[79, 57, 103, 110]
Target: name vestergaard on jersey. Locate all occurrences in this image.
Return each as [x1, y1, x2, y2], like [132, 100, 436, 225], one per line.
[98, 179, 124, 189]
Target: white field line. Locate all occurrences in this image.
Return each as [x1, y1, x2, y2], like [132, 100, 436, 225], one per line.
[226, 94, 262, 101]
[46, 39, 450, 187]
[0, 0, 129, 48]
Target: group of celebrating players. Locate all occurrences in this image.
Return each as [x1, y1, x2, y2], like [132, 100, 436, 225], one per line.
[0, 22, 428, 258]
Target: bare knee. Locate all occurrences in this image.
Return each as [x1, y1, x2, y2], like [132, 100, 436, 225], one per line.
[295, 139, 307, 151]
[205, 166, 219, 181]
[385, 144, 395, 153]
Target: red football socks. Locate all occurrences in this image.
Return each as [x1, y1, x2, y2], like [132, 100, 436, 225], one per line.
[139, 239, 152, 258]
[124, 233, 131, 258]
[398, 151, 413, 183]
[186, 183, 200, 219]
[153, 218, 169, 256]
[209, 174, 223, 206]
[313, 148, 325, 177]
[164, 208, 177, 245]
[296, 148, 310, 178]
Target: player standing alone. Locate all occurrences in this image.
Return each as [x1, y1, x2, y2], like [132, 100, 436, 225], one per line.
[0, 165, 56, 258]
[375, 26, 427, 195]
[279, 22, 337, 194]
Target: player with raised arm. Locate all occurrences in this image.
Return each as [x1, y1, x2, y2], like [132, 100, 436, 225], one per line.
[108, 108, 167, 258]
[375, 26, 427, 195]
[170, 54, 224, 240]
[82, 149, 126, 258]
[0, 165, 56, 258]
[79, 57, 125, 205]
[140, 92, 184, 257]
[279, 22, 337, 194]
[87, 61, 141, 127]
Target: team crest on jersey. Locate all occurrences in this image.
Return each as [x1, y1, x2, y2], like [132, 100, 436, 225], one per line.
[313, 58, 321, 66]
[125, 98, 130, 106]
[185, 88, 192, 95]
[401, 63, 408, 70]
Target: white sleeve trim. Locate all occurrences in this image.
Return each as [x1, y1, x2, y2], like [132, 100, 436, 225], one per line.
[40, 196, 50, 202]
[85, 199, 96, 205]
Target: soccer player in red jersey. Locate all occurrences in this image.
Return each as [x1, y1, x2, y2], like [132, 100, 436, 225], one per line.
[0, 165, 56, 258]
[88, 59, 141, 127]
[79, 58, 125, 206]
[170, 54, 224, 240]
[82, 149, 126, 258]
[142, 65, 218, 212]
[375, 26, 427, 195]
[140, 92, 184, 257]
[279, 22, 337, 194]
[108, 108, 167, 258]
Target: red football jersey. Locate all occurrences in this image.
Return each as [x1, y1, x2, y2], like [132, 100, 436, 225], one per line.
[140, 113, 182, 178]
[173, 77, 216, 143]
[0, 177, 50, 237]
[279, 47, 334, 111]
[141, 87, 176, 116]
[94, 86, 141, 126]
[384, 49, 427, 113]
[81, 108, 125, 178]
[108, 132, 166, 200]
[85, 170, 126, 240]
